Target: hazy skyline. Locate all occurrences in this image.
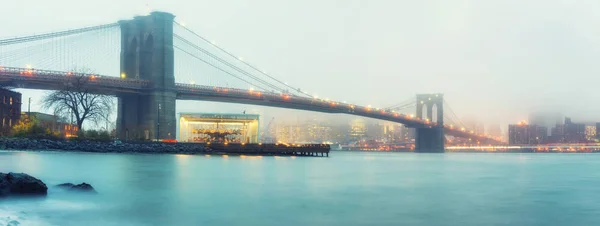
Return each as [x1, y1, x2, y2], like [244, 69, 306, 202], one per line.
[1, 0, 599, 128]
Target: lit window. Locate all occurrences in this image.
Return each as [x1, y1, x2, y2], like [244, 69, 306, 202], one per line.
[9, 119, 12, 127]
[9, 97, 12, 105]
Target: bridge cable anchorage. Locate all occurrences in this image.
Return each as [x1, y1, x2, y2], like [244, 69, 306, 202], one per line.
[173, 45, 271, 92]
[173, 22, 312, 97]
[173, 35, 288, 93]
[0, 23, 119, 46]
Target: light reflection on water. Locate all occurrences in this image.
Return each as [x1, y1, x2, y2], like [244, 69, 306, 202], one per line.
[0, 151, 599, 226]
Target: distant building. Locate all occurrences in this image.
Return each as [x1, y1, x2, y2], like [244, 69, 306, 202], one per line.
[585, 125, 596, 142]
[564, 117, 586, 143]
[508, 121, 547, 145]
[0, 88, 22, 135]
[306, 119, 333, 143]
[275, 124, 304, 144]
[398, 126, 415, 143]
[548, 117, 587, 143]
[596, 122, 600, 141]
[529, 112, 563, 135]
[24, 112, 79, 138]
[549, 125, 565, 143]
[349, 119, 367, 141]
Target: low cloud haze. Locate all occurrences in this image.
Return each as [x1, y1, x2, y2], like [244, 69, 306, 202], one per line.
[2, 0, 599, 128]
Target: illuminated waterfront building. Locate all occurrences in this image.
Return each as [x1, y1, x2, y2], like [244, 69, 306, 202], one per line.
[177, 113, 259, 143]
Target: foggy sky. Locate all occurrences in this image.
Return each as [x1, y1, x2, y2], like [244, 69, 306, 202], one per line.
[1, 0, 599, 129]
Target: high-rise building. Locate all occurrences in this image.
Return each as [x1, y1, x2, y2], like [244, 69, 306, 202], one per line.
[508, 121, 547, 145]
[550, 124, 565, 143]
[585, 125, 596, 142]
[564, 117, 586, 143]
[275, 123, 304, 144]
[596, 122, 600, 141]
[349, 119, 367, 141]
[548, 117, 587, 143]
[306, 119, 333, 143]
[529, 112, 563, 135]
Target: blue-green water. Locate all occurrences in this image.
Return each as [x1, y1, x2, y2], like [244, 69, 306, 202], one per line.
[1, 151, 599, 226]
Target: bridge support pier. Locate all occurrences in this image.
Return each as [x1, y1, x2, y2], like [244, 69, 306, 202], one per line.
[415, 127, 445, 153]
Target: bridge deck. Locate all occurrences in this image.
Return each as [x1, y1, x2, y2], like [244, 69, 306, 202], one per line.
[0, 66, 501, 144]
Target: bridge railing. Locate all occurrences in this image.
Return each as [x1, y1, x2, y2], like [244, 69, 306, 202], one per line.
[0, 66, 150, 89]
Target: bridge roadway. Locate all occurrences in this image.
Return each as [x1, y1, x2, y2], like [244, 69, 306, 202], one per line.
[0, 66, 497, 143]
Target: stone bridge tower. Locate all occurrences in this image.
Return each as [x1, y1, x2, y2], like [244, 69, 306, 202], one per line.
[116, 12, 176, 140]
[414, 94, 444, 152]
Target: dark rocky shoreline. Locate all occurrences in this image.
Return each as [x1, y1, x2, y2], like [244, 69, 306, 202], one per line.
[0, 137, 210, 154]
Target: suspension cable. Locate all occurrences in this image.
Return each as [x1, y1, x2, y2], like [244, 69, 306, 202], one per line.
[174, 35, 286, 93]
[0, 23, 119, 46]
[174, 45, 270, 91]
[173, 22, 312, 97]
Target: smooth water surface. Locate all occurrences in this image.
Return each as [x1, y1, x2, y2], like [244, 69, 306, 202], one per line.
[1, 151, 599, 226]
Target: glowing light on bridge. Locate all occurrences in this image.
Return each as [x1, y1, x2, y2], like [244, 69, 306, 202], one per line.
[120, 72, 126, 78]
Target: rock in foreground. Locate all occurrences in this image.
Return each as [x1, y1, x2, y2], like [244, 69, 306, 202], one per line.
[0, 172, 48, 197]
[55, 182, 97, 193]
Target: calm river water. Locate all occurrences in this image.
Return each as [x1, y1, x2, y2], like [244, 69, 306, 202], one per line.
[0, 151, 599, 226]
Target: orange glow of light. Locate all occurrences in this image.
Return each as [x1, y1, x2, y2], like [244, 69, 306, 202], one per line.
[67, 72, 72, 76]
[223, 155, 229, 158]
[393, 113, 399, 117]
[283, 95, 290, 100]
[255, 92, 262, 96]
[517, 120, 528, 126]
[89, 75, 96, 81]
[222, 89, 228, 93]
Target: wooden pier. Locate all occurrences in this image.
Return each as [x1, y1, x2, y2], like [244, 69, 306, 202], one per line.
[204, 143, 330, 157]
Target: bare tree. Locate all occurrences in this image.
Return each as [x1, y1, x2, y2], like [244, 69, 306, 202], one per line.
[41, 68, 114, 130]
